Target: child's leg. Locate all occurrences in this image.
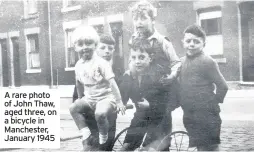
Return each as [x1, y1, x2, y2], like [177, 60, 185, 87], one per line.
[94, 100, 115, 144]
[69, 99, 93, 139]
[120, 111, 149, 151]
[143, 113, 172, 150]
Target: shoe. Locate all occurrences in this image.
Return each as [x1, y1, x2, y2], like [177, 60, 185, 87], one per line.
[82, 134, 98, 151]
[82, 138, 93, 151]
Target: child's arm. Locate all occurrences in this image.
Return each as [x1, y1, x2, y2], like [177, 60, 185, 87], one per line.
[100, 60, 126, 114]
[74, 61, 84, 99]
[161, 39, 181, 84]
[109, 78, 126, 114]
[76, 79, 84, 99]
[118, 73, 131, 105]
[206, 59, 228, 103]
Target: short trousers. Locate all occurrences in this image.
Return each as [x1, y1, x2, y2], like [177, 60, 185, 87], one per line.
[81, 96, 117, 112]
[183, 108, 222, 147]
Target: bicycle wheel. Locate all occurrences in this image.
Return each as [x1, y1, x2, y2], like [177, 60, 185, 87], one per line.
[157, 131, 197, 152]
[111, 127, 130, 151]
[112, 126, 145, 151]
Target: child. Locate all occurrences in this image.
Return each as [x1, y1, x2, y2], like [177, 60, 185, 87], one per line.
[129, 0, 181, 85]
[69, 26, 126, 150]
[179, 24, 228, 151]
[72, 33, 118, 102]
[119, 37, 178, 151]
[127, 0, 181, 150]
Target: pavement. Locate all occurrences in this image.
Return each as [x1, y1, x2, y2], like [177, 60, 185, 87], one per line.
[1, 90, 254, 151]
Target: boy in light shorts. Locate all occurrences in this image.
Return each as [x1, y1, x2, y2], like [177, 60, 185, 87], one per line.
[69, 26, 126, 150]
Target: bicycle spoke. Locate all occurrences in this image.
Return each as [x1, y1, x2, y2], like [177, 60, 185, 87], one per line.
[179, 133, 184, 151]
[117, 138, 123, 146]
[173, 134, 179, 151]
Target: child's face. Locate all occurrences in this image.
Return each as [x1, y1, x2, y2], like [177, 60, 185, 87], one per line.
[75, 40, 96, 60]
[133, 12, 154, 36]
[96, 42, 114, 61]
[129, 49, 151, 74]
[182, 33, 205, 56]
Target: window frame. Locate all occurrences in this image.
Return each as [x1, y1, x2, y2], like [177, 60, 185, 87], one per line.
[24, 27, 41, 73]
[61, 0, 81, 13]
[23, 0, 38, 19]
[197, 7, 224, 56]
[63, 20, 82, 71]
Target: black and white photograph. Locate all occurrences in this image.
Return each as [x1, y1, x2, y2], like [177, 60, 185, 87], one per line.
[0, 0, 254, 151]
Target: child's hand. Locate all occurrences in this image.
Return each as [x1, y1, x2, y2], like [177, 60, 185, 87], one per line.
[159, 74, 175, 85]
[116, 102, 126, 115]
[137, 98, 150, 110]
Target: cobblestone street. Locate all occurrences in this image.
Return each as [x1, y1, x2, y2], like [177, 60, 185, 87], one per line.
[3, 118, 254, 151]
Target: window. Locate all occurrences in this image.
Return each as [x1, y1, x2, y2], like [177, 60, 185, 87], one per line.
[63, 0, 79, 8]
[66, 29, 78, 68]
[27, 34, 40, 69]
[24, 28, 41, 73]
[107, 14, 125, 73]
[61, 0, 81, 13]
[23, 0, 38, 19]
[63, 20, 81, 70]
[93, 24, 104, 35]
[198, 8, 223, 55]
[88, 17, 105, 35]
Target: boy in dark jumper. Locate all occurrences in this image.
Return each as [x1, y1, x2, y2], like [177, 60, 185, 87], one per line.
[179, 24, 228, 151]
[119, 38, 179, 151]
[128, 1, 181, 149]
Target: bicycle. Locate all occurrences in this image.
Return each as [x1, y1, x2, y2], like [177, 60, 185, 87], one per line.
[111, 124, 197, 151]
[80, 104, 134, 151]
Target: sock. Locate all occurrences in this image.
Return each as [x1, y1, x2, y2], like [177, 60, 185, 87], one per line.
[99, 133, 108, 144]
[80, 128, 91, 141]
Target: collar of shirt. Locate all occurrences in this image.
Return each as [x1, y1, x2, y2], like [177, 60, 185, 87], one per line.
[147, 29, 160, 41]
[186, 50, 204, 59]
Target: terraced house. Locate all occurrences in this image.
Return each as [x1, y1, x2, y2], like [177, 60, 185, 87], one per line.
[0, 0, 254, 90]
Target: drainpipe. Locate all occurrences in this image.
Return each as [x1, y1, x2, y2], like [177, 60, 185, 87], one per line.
[47, 0, 54, 88]
[237, 3, 243, 83]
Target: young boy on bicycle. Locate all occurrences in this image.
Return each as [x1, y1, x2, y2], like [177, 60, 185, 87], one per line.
[72, 33, 120, 101]
[179, 24, 228, 151]
[124, 0, 181, 150]
[69, 26, 126, 150]
[119, 37, 179, 151]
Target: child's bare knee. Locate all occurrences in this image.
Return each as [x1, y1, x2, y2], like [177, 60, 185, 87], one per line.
[69, 103, 77, 114]
[69, 99, 83, 113]
[95, 110, 107, 122]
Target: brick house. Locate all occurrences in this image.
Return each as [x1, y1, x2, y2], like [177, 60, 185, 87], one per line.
[0, 0, 254, 90]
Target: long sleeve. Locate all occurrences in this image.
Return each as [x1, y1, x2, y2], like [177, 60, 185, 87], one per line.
[118, 74, 131, 105]
[162, 39, 181, 78]
[205, 59, 228, 103]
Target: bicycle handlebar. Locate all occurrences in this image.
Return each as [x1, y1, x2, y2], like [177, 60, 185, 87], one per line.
[125, 104, 134, 110]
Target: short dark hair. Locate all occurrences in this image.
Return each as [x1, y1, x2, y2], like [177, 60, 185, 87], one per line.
[99, 34, 115, 45]
[184, 24, 206, 42]
[129, 37, 153, 56]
